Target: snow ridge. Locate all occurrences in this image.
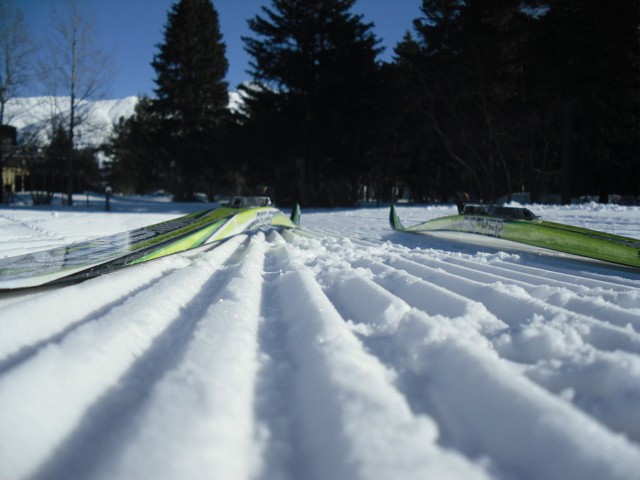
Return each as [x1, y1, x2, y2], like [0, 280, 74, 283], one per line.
[0, 203, 639, 480]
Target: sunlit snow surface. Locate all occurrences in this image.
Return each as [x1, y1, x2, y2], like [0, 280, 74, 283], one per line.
[0, 196, 639, 480]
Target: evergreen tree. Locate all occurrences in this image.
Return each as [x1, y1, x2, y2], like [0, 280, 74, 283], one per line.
[387, 33, 454, 202]
[27, 124, 98, 204]
[242, 0, 383, 206]
[151, 0, 229, 200]
[394, 0, 639, 203]
[107, 97, 170, 194]
[395, 0, 532, 202]
[529, 0, 639, 203]
[34, 124, 70, 204]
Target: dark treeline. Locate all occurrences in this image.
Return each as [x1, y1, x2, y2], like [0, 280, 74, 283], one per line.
[108, 0, 639, 206]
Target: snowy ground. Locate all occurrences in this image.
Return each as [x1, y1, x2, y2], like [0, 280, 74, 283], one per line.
[0, 196, 639, 480]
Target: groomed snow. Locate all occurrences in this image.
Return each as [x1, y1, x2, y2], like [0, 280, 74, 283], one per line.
[0, 196, 639, 480]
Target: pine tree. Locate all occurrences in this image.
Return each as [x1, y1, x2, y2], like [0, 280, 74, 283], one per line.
[530, 0, 639, 203]
[151, 0, 229, 200]
[398, 0, 532, 202]
[242, 0, 383, 206]
[395, 0, 639, 203]
[107, 97, 170, 194]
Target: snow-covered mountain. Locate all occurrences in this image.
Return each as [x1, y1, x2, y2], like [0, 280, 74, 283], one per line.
[5, 91, 243, 148]
[4, 96, 139, 148]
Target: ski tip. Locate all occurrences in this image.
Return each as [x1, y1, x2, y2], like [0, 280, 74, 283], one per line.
[389, 204, 403, 230]
[290, 203, 301, 226]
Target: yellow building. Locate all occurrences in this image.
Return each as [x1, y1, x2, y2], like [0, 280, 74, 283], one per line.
[1, 125, 31, 197]
[3, 158, 30, 194]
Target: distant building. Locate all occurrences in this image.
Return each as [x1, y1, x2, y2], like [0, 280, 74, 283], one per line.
[1, 125, 28, 197]
[3, 157, 30, 194]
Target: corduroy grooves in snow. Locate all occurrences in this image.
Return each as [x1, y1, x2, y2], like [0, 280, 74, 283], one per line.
[0, 196, 639, 480]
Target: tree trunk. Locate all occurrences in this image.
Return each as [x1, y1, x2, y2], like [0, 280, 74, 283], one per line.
[560, 102, 575, 204]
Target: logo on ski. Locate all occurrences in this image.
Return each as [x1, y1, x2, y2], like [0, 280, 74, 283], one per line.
[462, 216, 504, 238]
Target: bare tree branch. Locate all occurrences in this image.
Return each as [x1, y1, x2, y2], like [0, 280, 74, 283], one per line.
[39, 0, 113, 205]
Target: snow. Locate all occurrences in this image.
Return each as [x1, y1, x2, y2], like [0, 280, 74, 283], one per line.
[5, 93, 242, 147]
[0, 196, 639, 480]
[4, 96, 138, 147]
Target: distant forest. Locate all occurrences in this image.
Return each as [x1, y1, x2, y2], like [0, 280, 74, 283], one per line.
[4, 0, 640, 207]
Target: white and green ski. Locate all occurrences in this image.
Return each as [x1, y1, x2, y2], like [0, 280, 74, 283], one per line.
[0, 197, 301, 290]
[390, 204, 640, 269]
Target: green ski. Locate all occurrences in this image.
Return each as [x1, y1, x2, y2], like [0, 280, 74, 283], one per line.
[0, 197, 300, 290]
[390, 204, 640, 269]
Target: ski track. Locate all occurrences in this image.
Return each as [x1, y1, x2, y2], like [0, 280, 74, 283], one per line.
[0, 205, 639, 480]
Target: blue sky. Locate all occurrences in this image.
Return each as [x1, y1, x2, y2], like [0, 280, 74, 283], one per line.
[19, 0, 423, 99]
